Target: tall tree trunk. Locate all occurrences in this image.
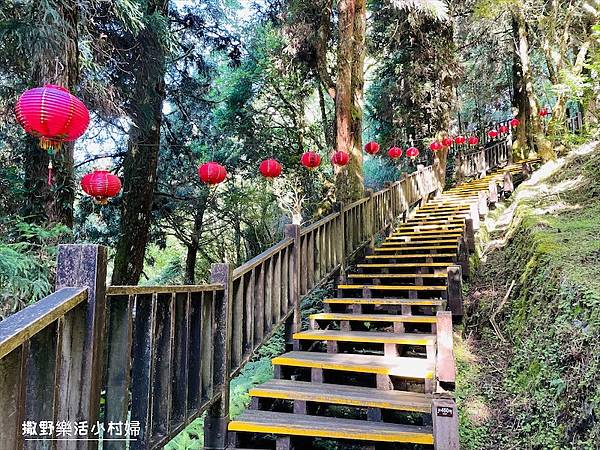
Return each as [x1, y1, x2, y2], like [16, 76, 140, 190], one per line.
[335, 0, 364, 204]
[350, 0, 366, 194]
[22, 0, 79, 227]
[511, 16, 532, 160]
[112, 0, 168, 285]
[513, 7, 555, 160]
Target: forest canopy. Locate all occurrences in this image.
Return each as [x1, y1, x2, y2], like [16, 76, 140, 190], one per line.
[0, 0, 598, 317]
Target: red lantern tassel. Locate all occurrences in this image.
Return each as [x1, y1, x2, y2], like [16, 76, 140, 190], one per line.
[48, 160, 53, 186]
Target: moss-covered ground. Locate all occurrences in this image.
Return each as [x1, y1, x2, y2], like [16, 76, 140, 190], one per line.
[457, 141, 600, 449]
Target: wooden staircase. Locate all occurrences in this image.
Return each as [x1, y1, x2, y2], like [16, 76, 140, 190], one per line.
[227, 164, 527, 450]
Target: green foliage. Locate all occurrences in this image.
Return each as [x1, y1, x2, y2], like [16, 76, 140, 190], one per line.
[367, 0, 458, 149]
[0, 219, 71, 319]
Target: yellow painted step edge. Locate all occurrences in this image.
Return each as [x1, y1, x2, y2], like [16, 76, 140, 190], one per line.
[293, 332, 435, 345]
[228, 421, 434, 444]
[270, 356, 435, 379]
[248, 388, 431, 413]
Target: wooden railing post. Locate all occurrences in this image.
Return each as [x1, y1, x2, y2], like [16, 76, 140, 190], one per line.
[284, 224, 301, 348]
[446, 265, 463, 318]
[432, 396, 460, 450]
[54, 244, 107, 450]
[335, 203, 346, 276]
[204, 263, 234, 450]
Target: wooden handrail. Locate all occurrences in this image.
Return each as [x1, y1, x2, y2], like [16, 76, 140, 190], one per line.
[107, 283, 224, 296]
[233, 237, 294, 278]
[0, 287, 88, 359]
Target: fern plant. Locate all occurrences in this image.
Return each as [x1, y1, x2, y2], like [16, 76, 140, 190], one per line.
[0, 219, 71, 320]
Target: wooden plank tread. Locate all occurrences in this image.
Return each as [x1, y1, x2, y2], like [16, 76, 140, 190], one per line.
[375, 245, 457, 251]
[348, 273, 447, 279]
[337, 284, 447, 291]
[366, 253, 456, 259]
[294, 330, 436, 345]
[357, 263, 452, 268]
[310, 313, 438, 323]
[271, 351, 435, 379]
[324, 298, 444, 306]
[228, 410, 434, 444]
[392, 231, 463, 236]
[249, 379, 432, 412]
[382, 239, 460, 245]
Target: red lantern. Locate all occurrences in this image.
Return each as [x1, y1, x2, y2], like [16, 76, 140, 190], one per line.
[16, 85, 90, 155]
[510, 118, 520, 128]
[259, 159, 282, 179]
[365, 141, 380, 155]
[454, 136, 466, 145]
[498, 125, 509, 134]
[442, 137, 453, 147]
[198, 162, 227, 185]
[468, 136, 479, 146]
[331, 151, 350, 167]
[300, 151, 321, 170]
[539, 107, 549, 117]
[406, 147, 419, 160]
[388, 147, 403, 159]
[487, 130, 498, 139]
[81, 170, 121, 205]
[430, 141, 442, 152]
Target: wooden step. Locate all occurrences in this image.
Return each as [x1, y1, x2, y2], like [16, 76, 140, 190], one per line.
[391, 230, 462, 237]
[382, 239, 459, 245]
[228, 410, 434, 444]
[375, 245, 457, 252]
[337, 284, 447, 291]
[395, 224, 464, 231]
[272, 351, 435, 379]
[357, 263, 452, 268]
[366, 253, 456, 260]
[249, 379, 432, 413]
[324, 298, 444, 307]
[386, 236, 461, 242]
[294, 329, 436, 346]
[348, 273, 447, 279]
[310, 313, 437, 324]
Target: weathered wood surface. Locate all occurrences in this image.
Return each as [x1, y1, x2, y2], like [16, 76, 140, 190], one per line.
[432, 396, 460, 450]
[0, 287, 87, 359]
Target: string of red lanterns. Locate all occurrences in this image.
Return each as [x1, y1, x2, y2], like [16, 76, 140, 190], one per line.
[15, 85, 526, 197]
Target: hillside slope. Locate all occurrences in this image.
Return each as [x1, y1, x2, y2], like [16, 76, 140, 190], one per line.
[457, 142, 600, 449]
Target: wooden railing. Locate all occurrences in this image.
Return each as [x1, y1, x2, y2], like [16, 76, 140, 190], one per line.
[455, 138, 511, 180]
[0, 164, 443, 450]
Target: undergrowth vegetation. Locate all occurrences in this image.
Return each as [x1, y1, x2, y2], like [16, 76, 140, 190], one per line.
[0, 219, 70, 319]
[457, 143, 600, 449]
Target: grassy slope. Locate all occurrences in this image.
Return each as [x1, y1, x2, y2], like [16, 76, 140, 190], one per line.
[457, 142, 600, 449]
